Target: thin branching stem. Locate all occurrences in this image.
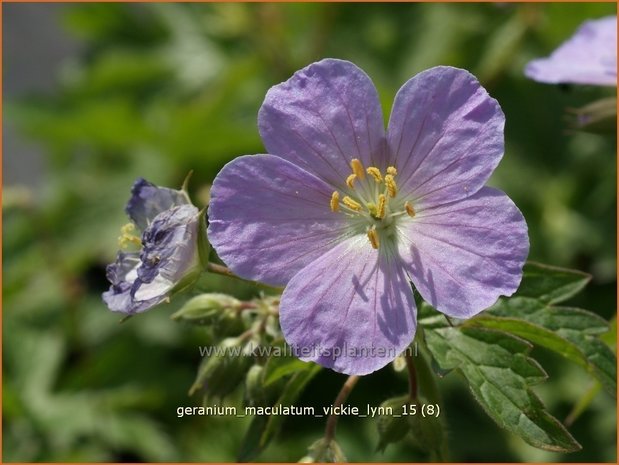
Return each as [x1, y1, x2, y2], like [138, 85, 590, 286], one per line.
[324, 375, 360, 442]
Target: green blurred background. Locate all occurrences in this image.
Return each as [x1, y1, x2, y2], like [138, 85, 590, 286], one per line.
[3, 2, 616, 462]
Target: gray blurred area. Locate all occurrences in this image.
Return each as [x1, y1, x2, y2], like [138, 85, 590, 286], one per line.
[3, 3, 80, 186]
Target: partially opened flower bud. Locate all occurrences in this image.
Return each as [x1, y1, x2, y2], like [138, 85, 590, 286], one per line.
[103, 178, 205, 315]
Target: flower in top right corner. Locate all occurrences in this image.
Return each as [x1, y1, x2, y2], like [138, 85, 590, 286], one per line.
[525, 15, 617, 86]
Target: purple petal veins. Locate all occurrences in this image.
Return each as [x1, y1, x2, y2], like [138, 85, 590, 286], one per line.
[208, 58, 530, 375]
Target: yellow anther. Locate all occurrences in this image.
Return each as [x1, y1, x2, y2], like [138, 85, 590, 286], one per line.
[405, 201, 416, 217]
[376, 194, 387, 219]
[342, 196, 362, 211]
[367, 227, 380, 249]
[330, 191, 340, 212]
[350, 158, 365, 180]
[121, 223, 135, 234]
[346, 174, 357, 188]
[387, 166, 398, 176]
[385, 174, 397, 198]
[118, 234, 141, 249]
[366, 167, 383, 183]
[118, 223, 141, 248]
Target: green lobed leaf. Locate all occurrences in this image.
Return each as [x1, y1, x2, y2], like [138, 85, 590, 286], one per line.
[516, 262, 591, 305]
[424, 323, 581, 453]
[481, 297, 616, 394]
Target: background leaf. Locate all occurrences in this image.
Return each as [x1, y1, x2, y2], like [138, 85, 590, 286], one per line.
[424, 322, 581, 452]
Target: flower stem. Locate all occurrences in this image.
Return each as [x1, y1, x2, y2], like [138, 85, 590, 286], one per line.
[405, 350, 418, 401]
[324, 375, 360, 442]
[205, 262, 283, 292]
[206, 262, 239, 279]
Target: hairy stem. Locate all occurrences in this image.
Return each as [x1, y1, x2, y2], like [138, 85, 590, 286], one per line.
[205, 262, 283, 292]
[324, 375, 360, 442]
[405, 350, 418, 401]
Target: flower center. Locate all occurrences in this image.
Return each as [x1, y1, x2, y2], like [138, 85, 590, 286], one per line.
[329, 158, 416, 249]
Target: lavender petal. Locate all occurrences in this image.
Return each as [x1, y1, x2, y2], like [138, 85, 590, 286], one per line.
[125, 178, 189, 230]
[258, 59, 387, 188]
[387, 66, 505, 208]
[398, 187, 529, 319]
[525, 16, 617, 86]
[208, 154, 350, 287]
[279, 237, 416, 376]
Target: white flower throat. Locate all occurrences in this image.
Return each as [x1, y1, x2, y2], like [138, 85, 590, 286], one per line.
[330, 158, 415, 249]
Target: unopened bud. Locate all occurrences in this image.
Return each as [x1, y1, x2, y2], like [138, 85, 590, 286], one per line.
[171, 293, 241, 324]
[245, 364, 265, 407]
[189, 337, 252, 399]
[302, 438, 347, 463]
[376, 395, 410, 452]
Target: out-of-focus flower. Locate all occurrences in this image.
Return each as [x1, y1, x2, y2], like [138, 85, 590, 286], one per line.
[208, 59, 529, 375]
[103, 178, 204, 314]
[525, 16, 617, 86]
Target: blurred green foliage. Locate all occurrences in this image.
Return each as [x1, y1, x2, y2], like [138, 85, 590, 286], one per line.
[3, 3, 616, 462]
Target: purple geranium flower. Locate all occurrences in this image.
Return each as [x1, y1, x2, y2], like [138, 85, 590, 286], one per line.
[525, 15, 617, 86]
[103, 178, 204, 314]
[208, 59, 529, 375]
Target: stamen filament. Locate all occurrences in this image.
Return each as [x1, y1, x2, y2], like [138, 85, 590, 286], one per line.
[350, 158, 366, 180]
[385, 174, 397, 198]
[367, 227, 380, 249]
[342, 195, 362, 211]
[366, 167, 383, 183]
[346, 174, 357, 188]
[330, 191, 340, 212]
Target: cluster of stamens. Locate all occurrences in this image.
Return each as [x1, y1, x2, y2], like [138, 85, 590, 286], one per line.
[330, 158, 416, 249]
[118, 223, 142, 249]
